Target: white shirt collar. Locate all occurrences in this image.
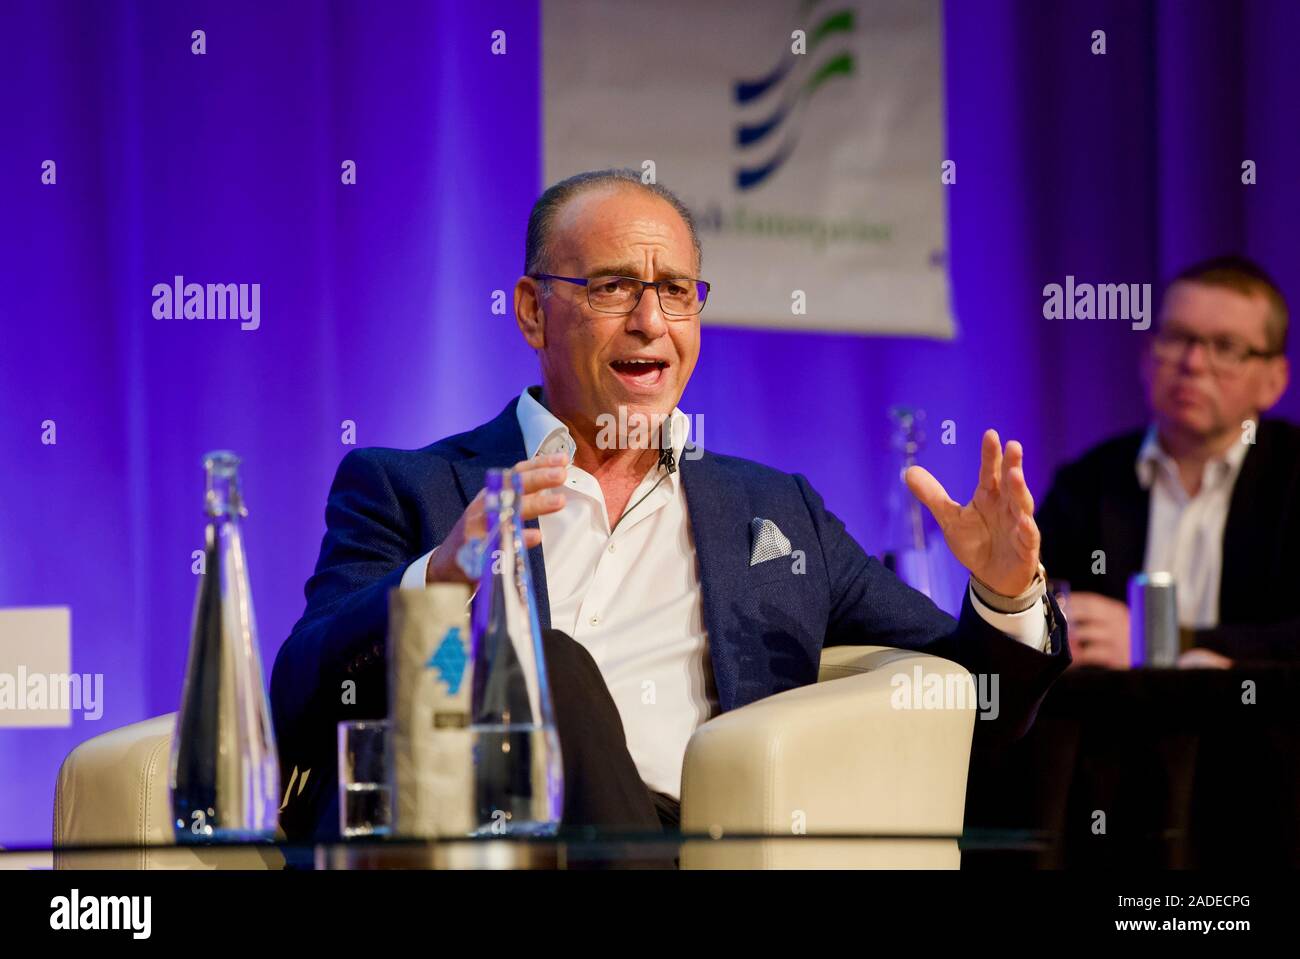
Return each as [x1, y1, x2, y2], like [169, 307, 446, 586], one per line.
[515, 386, 692, 471]
[1135, 422, 1253, 492]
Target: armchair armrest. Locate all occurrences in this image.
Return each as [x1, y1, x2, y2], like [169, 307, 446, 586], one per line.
[680, 646, 975, 869]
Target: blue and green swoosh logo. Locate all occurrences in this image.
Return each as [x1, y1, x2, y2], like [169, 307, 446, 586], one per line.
[734, 2, 856, 190]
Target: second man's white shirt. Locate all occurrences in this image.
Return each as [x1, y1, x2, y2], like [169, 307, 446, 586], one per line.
[1137, 425, 1252, 628]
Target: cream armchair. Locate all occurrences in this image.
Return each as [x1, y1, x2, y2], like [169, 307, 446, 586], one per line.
[680, 645, 974, 868]
[52, 714, 283, 870]
[54, 645, 974, 869]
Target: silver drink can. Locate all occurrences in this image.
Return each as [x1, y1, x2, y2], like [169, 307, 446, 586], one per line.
[1128, 571, 1179, 667]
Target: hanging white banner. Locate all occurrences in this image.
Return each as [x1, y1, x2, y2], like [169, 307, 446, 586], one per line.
[543, 0, 952, 338]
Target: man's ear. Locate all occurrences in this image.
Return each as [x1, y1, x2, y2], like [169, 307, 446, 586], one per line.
[515, 277, 546, 349]
[1256, 354, 1290, 411]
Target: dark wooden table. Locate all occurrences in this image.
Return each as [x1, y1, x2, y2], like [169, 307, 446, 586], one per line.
[963, 664, 1300, 868]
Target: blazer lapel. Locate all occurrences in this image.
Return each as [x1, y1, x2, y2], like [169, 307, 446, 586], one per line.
[1220, 436, 1268, 623]
[679, 448, 755, 712]
[450, 398, 552, 631]
[1102, 437, 1151, 599]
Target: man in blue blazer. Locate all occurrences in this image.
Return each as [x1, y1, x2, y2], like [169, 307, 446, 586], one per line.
[272, 169, 1069, 841]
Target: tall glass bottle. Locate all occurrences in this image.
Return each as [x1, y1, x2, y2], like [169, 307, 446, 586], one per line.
[170, 450, 279, 843]
[882, 407, 955, 610]
[468, 468, 564, 836]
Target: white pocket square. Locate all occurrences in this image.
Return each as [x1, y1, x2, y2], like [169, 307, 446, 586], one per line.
[749, 517, 793, 566]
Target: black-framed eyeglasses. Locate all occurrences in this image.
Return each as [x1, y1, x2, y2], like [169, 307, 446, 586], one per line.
[1151, 327, 1281, 373]
[530, 273, 711, 318]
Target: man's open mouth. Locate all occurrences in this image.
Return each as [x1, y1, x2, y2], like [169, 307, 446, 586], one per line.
[610, 358, 669, 389]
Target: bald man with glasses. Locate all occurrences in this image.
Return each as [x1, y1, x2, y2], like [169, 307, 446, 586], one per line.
[1037, 256, 1299, 668]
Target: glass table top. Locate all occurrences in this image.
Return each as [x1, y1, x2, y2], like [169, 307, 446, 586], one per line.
[1, 828, 1051, 870]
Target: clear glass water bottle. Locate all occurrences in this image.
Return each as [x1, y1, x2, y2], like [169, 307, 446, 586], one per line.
[170, 450, 279, 843]
[468, 468, 564, 836]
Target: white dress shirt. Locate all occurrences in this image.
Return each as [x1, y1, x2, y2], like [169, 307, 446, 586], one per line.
[1137, 425, 1251, 628]
[403, 387, 1050, 797]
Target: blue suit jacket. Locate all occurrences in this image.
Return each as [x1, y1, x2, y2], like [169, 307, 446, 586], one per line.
[271, 395, 1069, 839]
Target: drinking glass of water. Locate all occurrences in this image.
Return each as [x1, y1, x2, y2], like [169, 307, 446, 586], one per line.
[337, 720, 392, 839]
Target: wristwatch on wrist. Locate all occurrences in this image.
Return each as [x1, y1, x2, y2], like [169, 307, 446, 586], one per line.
[970, 562, 1048, 615]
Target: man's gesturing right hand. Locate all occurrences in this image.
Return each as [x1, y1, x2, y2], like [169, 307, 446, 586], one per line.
[425, 452, 570, 585]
